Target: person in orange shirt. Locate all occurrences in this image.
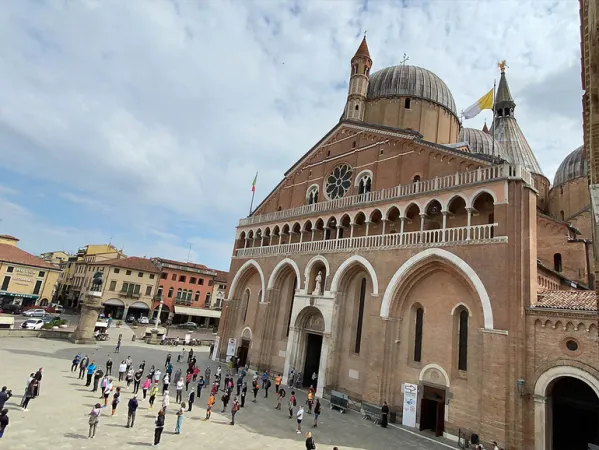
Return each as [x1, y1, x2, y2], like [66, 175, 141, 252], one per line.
[204, 393, 215, 421]
[306, 389, 314, 414]
[274, 375, 281, 394]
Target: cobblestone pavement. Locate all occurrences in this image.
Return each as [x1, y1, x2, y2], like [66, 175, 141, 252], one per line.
[0, 325, 456, 449]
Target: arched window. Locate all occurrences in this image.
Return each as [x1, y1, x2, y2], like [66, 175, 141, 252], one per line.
[359, 176, 372, 195]
[243, 289, 250, 322]
[186, 291, 192, 301]
[559, 210, 565, 221]
[405, 98, 411, 109]
[177, 288, 182, 299]
[195, 291, 200, 302]
[205, 292, 211, 308]
[458, 309, 468, 371]
[355, 104, 359, 111]
[352, 140, 356, 148]
[354, 278, 367, 354]
[554, 253, 563, 272]
[157, 286, 163, 298]
[306, 186, 319, 205]
[168, 287, 173, 298]
[352, 64, 357, 75]
[286, 277, 297, 337]
[414, 307, 424, 362]
[413, 175, 421, 183]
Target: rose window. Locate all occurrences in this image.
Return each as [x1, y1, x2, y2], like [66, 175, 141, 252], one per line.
[326, 164, 353, 199]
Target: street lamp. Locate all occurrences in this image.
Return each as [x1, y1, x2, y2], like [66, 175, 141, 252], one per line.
[154, 296, 164, 332]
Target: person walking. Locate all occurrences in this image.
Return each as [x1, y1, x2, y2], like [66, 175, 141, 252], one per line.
[176, 378, 184, 403]
[21, 379, 37, 411]
[240, 382, 247, 408]
[0, 409, 8, 439]
[125, 368, 134, 389]
[162, 373, 170, 395]
[185, 371, 192, 392]
[252, 379, 259, 403]
[71, 353, 81, 372]
[204, 393, 215, 420]
[99, 375, 108, 398]
[288, 390, 296, 419]
[79, 356, 89, 380]
[0, 387, 11, 411]
[381, 401, 389, 428]
[264, 377, 271, 398]
[103, 379, 113, 407]
[221, 390, 230, 413]
[126, 395, 139, 428]
[196, 376, 205, 399]
[87, 403, 102, 439]
[111, 387, 121, 416]
[85, 360, 97, 387]
[296, 405, 304, 434]
[305, 431, 316, 449]
[115, 335, 121, 353]
[148, 382, 159, 410]
[313, 398, 321, 427]
[142, 377, 151, 400]
[118, 361, 127, 382]
[20, 373, 34, 407]
[161, 391, 169, 414]
[204, 366, 211, 386]
[133, 369, 143, 394]
[33, 368, 43, 396]
[173, 368, 182, 385]
[105, 357, 113, 376]
[92, 368, 104, 392]
[230, 397, 240, 425]
[275, 374, 281, 394]
[236, 376, 243, 396]
[165, 353, 171, 368]
[187, 389, 195, 412]
[306, 389, 314, 414]
[153, 368, 162, 384]
[175, 403, 185, 434]
[276, 387, 286, 410]
[153, 410, 165, 447]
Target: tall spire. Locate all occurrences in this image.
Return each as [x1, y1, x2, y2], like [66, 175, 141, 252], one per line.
[353, 36, 371, 60]
[482, 121, 489, 134]
[490, 63, 543, 175]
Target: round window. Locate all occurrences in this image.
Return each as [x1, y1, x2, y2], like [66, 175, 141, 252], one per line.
[565, 340, 579, 352]
[325, 164, 353, 199]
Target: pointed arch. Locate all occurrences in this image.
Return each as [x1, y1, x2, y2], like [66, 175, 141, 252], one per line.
[304, 255, 331, 287]
[380, 248, 493, 329]
[229, 259, 266, 303]
[267, 258, 301, 290]
[330, 254, 379, 295]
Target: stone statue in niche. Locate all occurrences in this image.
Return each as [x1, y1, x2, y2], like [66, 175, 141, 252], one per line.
[313, 271, 322, 295]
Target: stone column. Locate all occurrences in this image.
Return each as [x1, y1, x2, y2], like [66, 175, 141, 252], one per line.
[71, 291, 104, 344]
[442, 211, 448, 242]
[283, 325, 301, 385]
[419, 214, 426, 243]
[466, 207, 473, 240]
[316, 332, 332, 398]
[399, 217, 405, 244]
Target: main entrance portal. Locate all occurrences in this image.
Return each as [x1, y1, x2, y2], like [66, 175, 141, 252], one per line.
[420, 385, 446, 437]
[303, 333, 322, 388]
[551, 377, 599, 449]
[237, 338, 250, 367]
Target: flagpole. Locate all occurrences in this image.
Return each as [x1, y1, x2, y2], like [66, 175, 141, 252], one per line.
[249, 190, 255, 216]
[492, 79, 496, 160]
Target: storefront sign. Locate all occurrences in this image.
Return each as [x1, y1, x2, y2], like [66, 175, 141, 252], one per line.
[15, 268, 36, 276]
[225, 337, 237, 362]
[212, 336, 220, 362]
[402, 383, 418, 428]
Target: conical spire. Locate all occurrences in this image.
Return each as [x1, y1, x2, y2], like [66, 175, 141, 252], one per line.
[495, 61, 516, 112]
[482, 121, 489, 134]
[353, 36, 371, 60]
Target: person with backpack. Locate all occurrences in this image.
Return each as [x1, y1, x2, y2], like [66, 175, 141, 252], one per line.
[288, 390, 297, 419]
[252, 379, 259, 403]
[87, 403, 102, 439]
[276, 387, 286, 410]
[126, 395, 138, 428]
[305, 431, 316, 450]
[264, 377, 272, 398]
[230, 397, 240, 425]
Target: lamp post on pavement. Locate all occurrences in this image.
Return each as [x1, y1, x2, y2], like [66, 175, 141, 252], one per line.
[154, 296, 164, 332]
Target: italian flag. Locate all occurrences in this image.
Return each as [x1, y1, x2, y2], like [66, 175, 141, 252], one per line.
[251, 172, 258, 192]
[462, 88, 494, 119]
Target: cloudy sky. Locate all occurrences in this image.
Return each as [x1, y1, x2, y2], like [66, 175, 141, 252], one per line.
[0, 0, 583, 271]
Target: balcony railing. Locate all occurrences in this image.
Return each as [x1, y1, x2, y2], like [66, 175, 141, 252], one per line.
[239, 163, 532, 227]
[235, 223, 503, 258]
[119, 291, 141, 298]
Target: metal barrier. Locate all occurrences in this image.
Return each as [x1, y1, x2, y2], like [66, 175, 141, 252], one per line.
[360, 401, 382, 424]
[330, 390, 349, 413]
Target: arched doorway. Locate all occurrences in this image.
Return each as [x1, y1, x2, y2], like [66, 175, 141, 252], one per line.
[152, 305, 170, 324]
[39, 298, 49, 307]
[103, 298, 125, 320]
[551, 377, 599, 449]
[535, 366, 599, 450]
[295, 307, 325, 389]
[128, 301, 150, 319]
[237, 327, 252, 367]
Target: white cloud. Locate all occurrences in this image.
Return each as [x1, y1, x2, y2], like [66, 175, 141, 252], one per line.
[0, 0, 583, 261]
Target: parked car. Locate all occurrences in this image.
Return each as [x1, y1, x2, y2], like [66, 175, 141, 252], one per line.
[21, 319, 44, 330]
[138, 316, 149, 325]
[1, 304, 23, 315]
[125, 315, 136, 323]
[178, 321, 199, 330]
[22, 309, 46, 318]
[50, 303, 64, 314]
[43, 315, 62, 324]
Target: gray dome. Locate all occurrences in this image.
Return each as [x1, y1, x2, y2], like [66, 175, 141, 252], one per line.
[459, 128, 505, 157]
[553, 146, 586, 187]
[367, 65, 458, 116]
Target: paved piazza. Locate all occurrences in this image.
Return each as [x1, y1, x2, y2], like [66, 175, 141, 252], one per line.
[0, 326, 455, 449]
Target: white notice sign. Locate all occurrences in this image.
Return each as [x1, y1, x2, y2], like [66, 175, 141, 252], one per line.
[402, 383, 418, 428]
[225, 338, 237, 362]
[212, 336, 220, 362]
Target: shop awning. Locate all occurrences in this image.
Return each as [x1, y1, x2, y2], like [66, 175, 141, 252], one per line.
[0, 291, 38, 299]
[174, 306, 221, 319]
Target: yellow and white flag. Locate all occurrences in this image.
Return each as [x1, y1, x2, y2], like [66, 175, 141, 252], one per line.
[462, 88, 494, 119]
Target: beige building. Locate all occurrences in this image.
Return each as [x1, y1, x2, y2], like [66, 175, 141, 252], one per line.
[0, 235, 61, 307]
[39, 250, 70, 266]
[211, 269, 228, 310]
[218, 34, 599, 450]
[88, 256, 160, 320]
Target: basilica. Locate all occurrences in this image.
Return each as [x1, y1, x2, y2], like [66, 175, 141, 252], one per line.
[217, 36, 599, 450]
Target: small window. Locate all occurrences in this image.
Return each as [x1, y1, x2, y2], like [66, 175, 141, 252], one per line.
[354, 105, 359, 111]
[414, 307, 424, 362]
[33, 280, 42, 295]
[138, 272, 143, 278]
[559, 210, 565, 221]
[205, 293, 212, 308]
[6, 267, 13, 273]
[195, 291, 200, 302]
[1, 276, 11, 291]
[190, 277, 197, 284]
[566, 340, 579, 351]
[161, 273, 167, 279]
[38, 271, 45, 277]
[458, 309, 469, 371]
[363, 66, 368, 75]
[560, 186, 563, 195]
[114, 268, 120, 274]
[149, 274, 155, 279]
[157, 286, 163, 297]
[199, 279, 204, 285]
[126, 270, 132, 276]
[145, 286, 152, 296]
[352, 141, 356, 149]
[554, 253, 563, 272]
[171, 274, 176, 281]
[327, 150, 331, 157]
[405, 98, 411, 109]
[413, 175, 421, 182]
[109, 280, 117, 291]
[209, 280, 214, 286]
[179, 275, 186, 282]
[168, 287, 174, 298]
[177, 288, 182, 299]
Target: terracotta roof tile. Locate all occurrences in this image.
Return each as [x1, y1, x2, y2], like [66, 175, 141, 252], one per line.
[535, 289, 597, 311]
[0, 243, 59, 270]
[353, 36, 371, 59]
[96, 256, 159, 273]
[212, 269, 229, 283]
[153, 257, 212, 272]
